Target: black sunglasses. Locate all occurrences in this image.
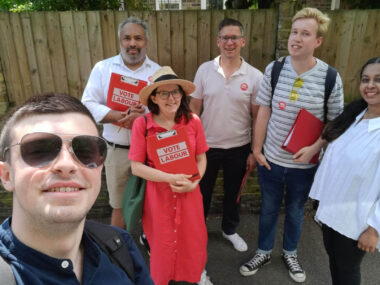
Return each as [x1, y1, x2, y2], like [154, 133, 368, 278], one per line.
[4, 132, 107, 169]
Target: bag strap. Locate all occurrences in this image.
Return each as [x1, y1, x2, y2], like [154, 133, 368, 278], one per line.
[144, 115, 147, 137]
[270, 56, 287, 105]
[323, 65, 337, 123]
[84, 220, 135, 282]
[0, 255, 16, 285]
[144, 115, 147, 163]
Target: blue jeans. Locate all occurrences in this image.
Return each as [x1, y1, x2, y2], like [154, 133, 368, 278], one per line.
[257, 161, 317, 253]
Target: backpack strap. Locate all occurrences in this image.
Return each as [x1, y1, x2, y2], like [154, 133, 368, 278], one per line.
[0, 255, 16, 285]
[84, 220, 135, 282]
[324, 65, 337, 123]
[270, 56, 287, 104]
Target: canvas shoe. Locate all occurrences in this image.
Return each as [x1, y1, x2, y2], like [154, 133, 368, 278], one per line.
[240, 253, 271, 276]
[282, 253, 306, 283]
[139, 234, 150, 256]
[197, 270, 213, 285]
[222, 232, 248, 252]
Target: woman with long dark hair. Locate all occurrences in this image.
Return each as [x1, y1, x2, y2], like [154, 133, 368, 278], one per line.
[309, 57, 380, 285]
[129, 67, 212, 285]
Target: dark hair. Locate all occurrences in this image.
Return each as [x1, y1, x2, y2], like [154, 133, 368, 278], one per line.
[147, 85, 192, 123]
[218, 18, 244, 37]
[0, 93, 97, 162]
[322, 57, 380, 142]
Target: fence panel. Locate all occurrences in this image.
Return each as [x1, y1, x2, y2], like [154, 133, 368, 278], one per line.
[0, 9, 276, 105]
[0, 13, 24, 103]
[45, 12, 69, 94]
[10, 13, 34, 99]
[20, 13, 42, 97]
[314, 10, 380, 102]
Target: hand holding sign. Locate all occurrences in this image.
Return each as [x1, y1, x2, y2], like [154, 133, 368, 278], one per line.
[167, 173, 198, 193]
[118, 104, 145, 130]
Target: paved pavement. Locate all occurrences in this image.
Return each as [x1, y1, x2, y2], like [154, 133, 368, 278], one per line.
[130, 213, 380, 285]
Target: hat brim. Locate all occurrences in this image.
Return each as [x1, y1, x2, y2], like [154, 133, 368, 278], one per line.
[139, 79, 195, 106]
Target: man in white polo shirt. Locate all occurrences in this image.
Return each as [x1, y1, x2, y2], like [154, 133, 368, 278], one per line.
[82, 17, 160, 229]
[190, 18, 263, 252]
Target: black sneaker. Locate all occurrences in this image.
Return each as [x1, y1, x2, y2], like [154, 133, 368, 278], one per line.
[282, 253, 306, 283]
[139, 234, 150, 256]
[239, 253, 271, 276]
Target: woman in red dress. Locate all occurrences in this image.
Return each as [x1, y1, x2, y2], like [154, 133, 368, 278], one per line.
[129, 66, 212, 285]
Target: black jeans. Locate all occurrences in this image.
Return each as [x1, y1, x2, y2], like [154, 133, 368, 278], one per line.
[322, 224, 366, 285]
[199, 144, 250, 234]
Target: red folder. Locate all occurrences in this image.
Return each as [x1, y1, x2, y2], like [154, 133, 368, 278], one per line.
[281, 108, 324, 164]
[106, 73, 147, 125]
[147, 127, 200, 181]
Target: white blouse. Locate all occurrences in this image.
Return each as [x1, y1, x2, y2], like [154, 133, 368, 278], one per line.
[309, 109, 380, 250]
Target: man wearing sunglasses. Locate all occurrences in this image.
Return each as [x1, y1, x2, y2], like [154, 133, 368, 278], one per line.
[82, 17, 160, 229]
[0, 93, 153, 284]
[190, 18, 263, 252]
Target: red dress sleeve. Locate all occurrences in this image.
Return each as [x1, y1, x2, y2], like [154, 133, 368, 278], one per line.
[128, 116, 147, 163]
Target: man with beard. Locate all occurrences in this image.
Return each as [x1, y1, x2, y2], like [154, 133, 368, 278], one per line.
[82, 17, 160, 229]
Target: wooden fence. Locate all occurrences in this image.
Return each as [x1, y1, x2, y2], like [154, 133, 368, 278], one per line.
[314, 10, 380, 100]
[0, 9, 379, 106]
[0, 9, 277, 105]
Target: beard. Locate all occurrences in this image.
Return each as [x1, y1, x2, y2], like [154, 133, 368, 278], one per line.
[120, 45, 147, 66]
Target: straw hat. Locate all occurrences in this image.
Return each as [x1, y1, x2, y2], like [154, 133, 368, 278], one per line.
[139, 66, 195, 106]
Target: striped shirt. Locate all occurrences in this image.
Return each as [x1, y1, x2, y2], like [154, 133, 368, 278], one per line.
[256, 57, 344, 169]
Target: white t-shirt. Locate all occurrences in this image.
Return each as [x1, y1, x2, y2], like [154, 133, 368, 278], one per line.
[191, 56, 263, 149]
[310, 110, 380, 250]
[82, 55, 160, 145]
[256, 57, 344, 169]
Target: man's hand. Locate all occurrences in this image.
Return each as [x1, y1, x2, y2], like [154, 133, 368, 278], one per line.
[254, 150, 271, 170]
[118, 105, 145, 129]
[293, 146, 316, 164]
[293, 136, 326, 164]
[358, 226, 379, 253]
[246, 153, 256, 172]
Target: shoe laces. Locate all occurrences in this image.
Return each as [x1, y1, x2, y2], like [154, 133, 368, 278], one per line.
[284, 254, 303, 272]
[246, 253, 268, 268]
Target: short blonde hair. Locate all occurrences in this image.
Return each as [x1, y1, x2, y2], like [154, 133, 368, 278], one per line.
[292, 7, 330, 37]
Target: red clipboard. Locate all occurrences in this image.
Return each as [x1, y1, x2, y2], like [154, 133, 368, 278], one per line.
[147, 127, 200, 181]
[106, 73, 147, 125]
[281, 108, 324, 164]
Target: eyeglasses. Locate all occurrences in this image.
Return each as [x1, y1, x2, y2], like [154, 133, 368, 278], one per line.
[219, 35, 243, 43]
[4, 132, 107, 169]
[155, 89, 182, 100]
[289, 78, 304, 101]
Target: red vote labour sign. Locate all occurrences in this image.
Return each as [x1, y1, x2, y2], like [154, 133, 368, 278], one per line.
[147, 127, 200, 181]
[106, 73, 147, 112]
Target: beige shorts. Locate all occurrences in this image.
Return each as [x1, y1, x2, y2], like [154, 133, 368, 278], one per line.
[104, 145, 131, 209]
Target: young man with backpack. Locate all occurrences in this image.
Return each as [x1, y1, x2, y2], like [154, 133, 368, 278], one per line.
[240, 8, 344, 283]
[0, 93, 153, 284]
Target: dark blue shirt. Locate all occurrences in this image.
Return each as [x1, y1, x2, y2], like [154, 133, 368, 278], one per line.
[0, 218, 153, 285]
